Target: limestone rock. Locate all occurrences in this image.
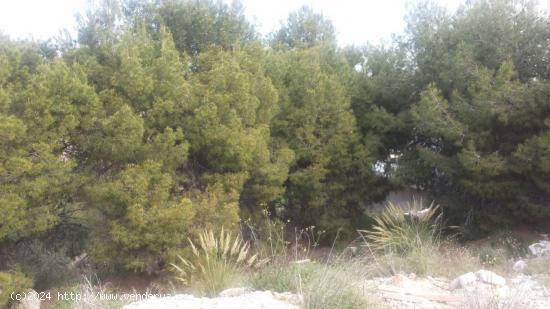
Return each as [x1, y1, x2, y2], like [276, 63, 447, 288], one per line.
[528, 240, 550, 257]
[475, 270, 506, 286]
[513, 260, 527, 272]
[123, 291, 300, 309]
[450, 272, 477, 290]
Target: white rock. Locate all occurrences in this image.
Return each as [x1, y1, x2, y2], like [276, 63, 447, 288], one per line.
[123, 291, 300, 309]
[475, 270, 506, 286]
[528, 240, 550, 257]
[15, 290, 40, 309]
[529, 243, 541, 256]
[450, 272, 477, 290]
[513, 260, 527, 272]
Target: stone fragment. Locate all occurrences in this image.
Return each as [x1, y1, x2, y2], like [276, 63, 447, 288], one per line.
[123, 291, 300, 309]
[528, 240, 550, 257]
[450, 272, 477, 290]
[513, 260, 527, 272]
[475, 270, 506, 286]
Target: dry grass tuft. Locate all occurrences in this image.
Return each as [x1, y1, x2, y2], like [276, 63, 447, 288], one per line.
[360, 200, 442, 254]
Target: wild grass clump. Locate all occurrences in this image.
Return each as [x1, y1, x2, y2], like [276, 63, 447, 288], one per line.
[478, 246, 507, 268]
[249, 222, 370, 308]
[301, 261, 369, 309]
[525, 257, 550, 275]
[364, 244, 481, 278]
[171, 228, 258, 296]
[357, 200, 488, 277]
[242, 211, 290, 261]
[491, 230, 530, 259]
[360, 200, 442, 254]
[250, 262, 315, 293]
[251, 258, 369, 309]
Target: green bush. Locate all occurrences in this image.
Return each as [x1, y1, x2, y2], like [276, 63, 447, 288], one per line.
[15, 240, 76, 290]
[87, 161, 197, 272]
[0, 270, 33, 308]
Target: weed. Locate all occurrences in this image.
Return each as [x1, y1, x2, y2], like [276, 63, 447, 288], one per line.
[251, 258, 369, 309]
[525, 258, 550, 275]
[243, 213, 289, 261]
[491, 230, 530, 259]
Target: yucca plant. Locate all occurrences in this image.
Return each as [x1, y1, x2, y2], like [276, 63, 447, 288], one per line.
[360, 200, 442, 254]
[171, 228, 258, 296]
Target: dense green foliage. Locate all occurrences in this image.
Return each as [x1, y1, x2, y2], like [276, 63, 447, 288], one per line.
[0, 0, 548, 286]
[348, 0, 550, 227]
[399, 0, 550, 225]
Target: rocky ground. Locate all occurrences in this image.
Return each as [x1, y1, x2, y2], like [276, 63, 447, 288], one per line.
[21, 239, 550, 309]
[120, 271, 549, 309]
[122, 290, 301, 309]
[364, 272, 550, 308]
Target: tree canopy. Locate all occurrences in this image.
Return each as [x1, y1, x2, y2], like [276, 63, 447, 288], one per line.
[0, 0, 548, 276]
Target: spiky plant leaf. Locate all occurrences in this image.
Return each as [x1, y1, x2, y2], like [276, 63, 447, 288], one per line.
[171, 228, 258, 296]
[360, 200, 442, 254]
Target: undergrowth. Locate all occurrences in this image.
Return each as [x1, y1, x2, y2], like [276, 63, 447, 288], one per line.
[251, 257, 370, 309]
